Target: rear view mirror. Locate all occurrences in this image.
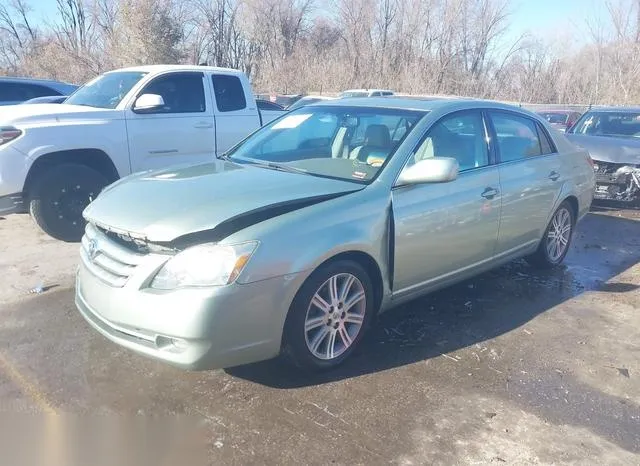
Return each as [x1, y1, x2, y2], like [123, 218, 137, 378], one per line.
[395, 157, 459, 186]
[133, 94, 165, 113]
[340, 115, 359, 128]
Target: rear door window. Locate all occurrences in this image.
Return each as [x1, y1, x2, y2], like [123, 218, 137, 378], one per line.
[212, 74, 247, 112]
[490, 112, 544, 162]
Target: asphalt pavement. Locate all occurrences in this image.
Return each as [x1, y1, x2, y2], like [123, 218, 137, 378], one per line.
[0, 206, 638, 465]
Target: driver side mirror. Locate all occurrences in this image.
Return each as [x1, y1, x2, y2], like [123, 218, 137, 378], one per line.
[133, 94, 165, 113]
[395, 157, 459, 186]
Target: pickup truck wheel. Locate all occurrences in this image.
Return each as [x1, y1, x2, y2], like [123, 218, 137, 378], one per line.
[282, 260, 374, 372]
[28, 163, 108, 242]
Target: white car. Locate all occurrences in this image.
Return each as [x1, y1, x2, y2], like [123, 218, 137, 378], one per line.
[0, 65, 284, 241]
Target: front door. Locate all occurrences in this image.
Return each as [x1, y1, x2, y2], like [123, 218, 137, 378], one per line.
[392, 110, 501, 296]
[126, 71, 215, 173]
[488, 110, 563, 255]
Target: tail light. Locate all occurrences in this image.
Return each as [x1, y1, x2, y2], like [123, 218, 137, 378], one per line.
[0, 126, 22, 145]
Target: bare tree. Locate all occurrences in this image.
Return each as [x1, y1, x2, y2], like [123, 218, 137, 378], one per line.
[5, 0, 640, 105]
[0, 0, 37, 72]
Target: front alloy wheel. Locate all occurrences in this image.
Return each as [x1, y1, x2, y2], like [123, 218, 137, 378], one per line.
[304, 273, 366, 360]
[283, 260, 374, 371]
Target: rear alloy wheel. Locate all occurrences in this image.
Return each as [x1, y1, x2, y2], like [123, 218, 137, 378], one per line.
[283, 260, 374, 371]
[28, 163, 109, 242]
[527, 201, 575, 268]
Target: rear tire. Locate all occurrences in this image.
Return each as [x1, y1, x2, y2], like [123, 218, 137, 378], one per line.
[28, 163, 109, 242]
[282, 260, 375, 372]
[526, 200, 575, 269]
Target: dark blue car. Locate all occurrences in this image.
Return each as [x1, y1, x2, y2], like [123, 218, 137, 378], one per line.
[0, 77, 78, 106]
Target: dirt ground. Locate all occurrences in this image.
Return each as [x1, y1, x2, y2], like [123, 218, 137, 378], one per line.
[1, 205, 639, 465]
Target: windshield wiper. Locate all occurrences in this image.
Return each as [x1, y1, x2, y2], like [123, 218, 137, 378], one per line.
[246, 160, 309, 175]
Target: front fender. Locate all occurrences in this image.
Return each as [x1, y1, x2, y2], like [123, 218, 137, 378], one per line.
[224, 187, 392, 292]
[13, 119, 130, 179]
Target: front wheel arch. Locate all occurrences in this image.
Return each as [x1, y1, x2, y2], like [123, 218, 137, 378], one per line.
[23, 149, 120, 197]
[281, 258, 376, 371]
[304, 250, 385, 315]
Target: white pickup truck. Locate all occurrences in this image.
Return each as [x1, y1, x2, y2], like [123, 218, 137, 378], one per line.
[0, 65, 284, 241]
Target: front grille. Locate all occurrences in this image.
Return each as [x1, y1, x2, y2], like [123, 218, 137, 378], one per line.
[595, 173, 623, 184]
[80, 223, 146, 287]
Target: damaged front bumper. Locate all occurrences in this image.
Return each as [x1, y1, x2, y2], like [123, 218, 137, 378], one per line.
[592, 161, 640, 203]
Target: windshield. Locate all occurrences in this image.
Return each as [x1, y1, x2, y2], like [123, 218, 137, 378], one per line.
[227, 106, 426, 183]
[65, 71, 148, 109]
[539, 112, 568, 124]
[568, 111, 640, 138]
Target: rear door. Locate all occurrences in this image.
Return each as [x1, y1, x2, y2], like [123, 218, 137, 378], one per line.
[488, 110, 563, 256]
[392, 110, 502, 296]
[210, 73, 262, 154]
[126, 71, 215, 173]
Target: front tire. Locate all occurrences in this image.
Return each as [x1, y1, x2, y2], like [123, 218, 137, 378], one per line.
[28, 163, 109, 242]
[526, 201, 575, 268]
[282, 260, 375, 372]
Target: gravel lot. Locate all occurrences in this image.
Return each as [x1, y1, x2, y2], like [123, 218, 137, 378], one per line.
[1, 206, 639, 465]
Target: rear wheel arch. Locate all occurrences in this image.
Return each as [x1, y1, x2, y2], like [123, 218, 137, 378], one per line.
[563, 195, 579, 221]
[23, 149, 120, 196]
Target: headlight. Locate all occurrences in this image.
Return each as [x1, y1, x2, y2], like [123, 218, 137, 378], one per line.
[150, 241, 258, 290]
[0, 126, 22, 145]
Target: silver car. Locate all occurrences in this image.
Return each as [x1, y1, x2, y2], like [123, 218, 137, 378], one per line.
[75, 98, 596, 371]
[565, 107, 640, 204]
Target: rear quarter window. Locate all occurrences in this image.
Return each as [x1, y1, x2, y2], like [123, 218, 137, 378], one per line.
[536, 122, 557, 154]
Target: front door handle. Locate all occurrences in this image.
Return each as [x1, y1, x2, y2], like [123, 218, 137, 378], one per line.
[194, 122, 213, 129]
[481, 187, 499, 199]
[548, 171, 560, 181]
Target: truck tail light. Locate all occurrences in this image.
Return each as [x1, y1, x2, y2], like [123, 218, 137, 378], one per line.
[0, 126, 22, 145]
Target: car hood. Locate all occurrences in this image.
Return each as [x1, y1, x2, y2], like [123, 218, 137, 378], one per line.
[565, 133, 640, 165]
[0, 103, 117, 126]
[83, 160, 363, 245]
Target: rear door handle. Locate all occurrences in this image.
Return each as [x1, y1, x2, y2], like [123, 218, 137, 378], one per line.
[548, 171, 560, 181]
[481, 187, 499, 199]
[194, 122, 213, 129]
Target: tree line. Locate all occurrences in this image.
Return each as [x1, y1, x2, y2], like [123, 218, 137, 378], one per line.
[1, 0, 640, 105]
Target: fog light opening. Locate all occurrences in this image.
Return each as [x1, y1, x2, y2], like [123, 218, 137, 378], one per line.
[155, 335, 189, 351]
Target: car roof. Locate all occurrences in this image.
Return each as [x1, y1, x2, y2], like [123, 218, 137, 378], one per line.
[341, 89, 393, 93]
[585, 106, 640, 113]
[110, 64, 242, 74]
[312, 96, 540, 116]
[0, 76, 78, 89]
[301, 95, 334, 100]
[537, 109, 576, 113]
